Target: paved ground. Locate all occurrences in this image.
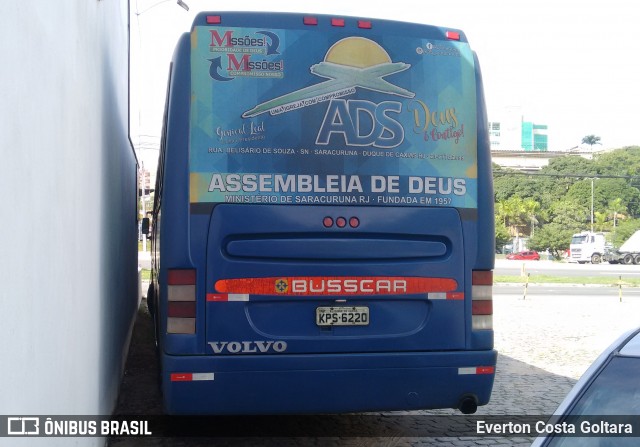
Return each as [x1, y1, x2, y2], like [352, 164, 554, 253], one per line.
[109, 286, 640, 446]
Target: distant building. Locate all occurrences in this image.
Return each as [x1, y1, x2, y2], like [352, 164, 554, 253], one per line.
[488, 106, 548, 152]
[522, 122, 548, 151]
[491, 149, 565, 172]
[487, 108, 612, 172]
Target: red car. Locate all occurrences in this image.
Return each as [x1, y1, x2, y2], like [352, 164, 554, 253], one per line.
[506, 250, 540, 260]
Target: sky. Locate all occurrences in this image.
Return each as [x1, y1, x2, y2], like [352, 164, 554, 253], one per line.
[130, 0, 640, 170]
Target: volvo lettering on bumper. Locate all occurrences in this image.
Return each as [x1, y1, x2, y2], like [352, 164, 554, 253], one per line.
[208, 340, 288, 354]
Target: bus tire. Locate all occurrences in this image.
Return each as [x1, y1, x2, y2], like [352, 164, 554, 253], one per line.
[146, 284, 155, 316]
[146, 284, 163, 391]
[146, 284, 161, 350]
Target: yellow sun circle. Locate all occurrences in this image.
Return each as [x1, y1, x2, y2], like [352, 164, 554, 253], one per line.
[324, 37, 391, 68]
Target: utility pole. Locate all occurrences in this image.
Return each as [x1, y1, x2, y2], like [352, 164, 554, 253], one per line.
[590, 178, 594, 233]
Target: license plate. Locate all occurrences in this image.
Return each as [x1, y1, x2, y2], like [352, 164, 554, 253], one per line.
[316, 306, 369, 326]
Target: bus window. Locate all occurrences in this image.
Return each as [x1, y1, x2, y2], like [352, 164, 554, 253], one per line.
[149, 12, 496, 415]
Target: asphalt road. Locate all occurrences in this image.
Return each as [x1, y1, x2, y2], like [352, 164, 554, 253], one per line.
[496, 283, 640, 298]
[495, 258, 639, 278]
[139, 254, 640, 280]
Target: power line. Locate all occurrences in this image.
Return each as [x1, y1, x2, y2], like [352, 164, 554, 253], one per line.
[492, 170, 640, 180]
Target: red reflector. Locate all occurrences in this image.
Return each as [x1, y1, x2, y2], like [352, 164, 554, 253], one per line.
[171, 373, 193, 382]
[358, 20, 372, 29]
[472, 300, 493, 315]
[472, 270, 493, 286]
[331, 18, 345, 27]
[168, 301, 196, 318]
[477, 366, 495, 375]
[206, 15, 221, 24]
[168, 269, 196, 285]
[323, 216, 334, 228]
[445, 30, 460, 40]
[303, 16, 318, 25]
[349, 217, 360, 228]
[336, 217, 347, 228]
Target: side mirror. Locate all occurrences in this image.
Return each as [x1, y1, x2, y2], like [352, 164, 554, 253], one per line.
[141, 217, 150, 235]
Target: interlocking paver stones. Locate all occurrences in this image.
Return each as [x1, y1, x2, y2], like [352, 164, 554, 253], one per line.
[110, 287, 640, 446]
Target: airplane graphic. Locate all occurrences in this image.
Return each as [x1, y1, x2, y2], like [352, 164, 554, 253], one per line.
[242, 60, 415, 118]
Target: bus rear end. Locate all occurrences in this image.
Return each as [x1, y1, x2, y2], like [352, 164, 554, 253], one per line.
[152, 12, 496, 415]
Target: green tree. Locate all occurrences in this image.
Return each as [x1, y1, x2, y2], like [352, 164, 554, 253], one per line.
[543, 155, 595, 176]
[548, 198, 589, 231]
[492, 146, 640, 251]
[493, 173, 524, 202]
[537, 156, 596, 208]
[607, 198, 626, 245]
[529, 223, 574, 259]
[498, 196, 529, 236]
[594, 146, 640, 177]
[598, 178, 640, 218]
[593, 211, 610, 232]
[495, 216, 511, 252]
[493, 171, 545, 204]
[614, 218, 640, 248]
[582, 135, 602, 149]
[523, 198, 541, 236]
[495, 200, 508, 227]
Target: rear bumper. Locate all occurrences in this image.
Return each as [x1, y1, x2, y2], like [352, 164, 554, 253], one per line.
[161, 349, 497, 414]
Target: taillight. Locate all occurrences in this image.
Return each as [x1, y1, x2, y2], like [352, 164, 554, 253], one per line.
[472, 270, 493, 330]
[445, 30, 461, 41]
[303, 16, 318, 26]
[167, 269, 196, 334]
[301, 16, 372, 29]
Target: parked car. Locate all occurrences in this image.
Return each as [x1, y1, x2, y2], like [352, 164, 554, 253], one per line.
[531, 326, 640, 446]
[506, 250, 540, 261]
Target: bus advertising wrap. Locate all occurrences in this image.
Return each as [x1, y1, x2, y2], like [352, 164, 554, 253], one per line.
[189, 25, 478, 208]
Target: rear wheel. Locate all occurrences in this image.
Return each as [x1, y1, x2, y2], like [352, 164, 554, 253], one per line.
[146, 283, 155, 316]
[634, 255, 640, 265]
[145, 284, 163, 391]
[623, 254, 634, 265]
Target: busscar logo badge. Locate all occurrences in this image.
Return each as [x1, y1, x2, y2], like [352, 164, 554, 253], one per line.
[275, 278, 289, 293]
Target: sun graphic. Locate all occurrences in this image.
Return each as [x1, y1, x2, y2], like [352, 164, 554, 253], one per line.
[324, 37, 391, 68]
[242, 36, 414, 118]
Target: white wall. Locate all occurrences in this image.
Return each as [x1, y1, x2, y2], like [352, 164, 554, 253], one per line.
[0, 1, 137, 445]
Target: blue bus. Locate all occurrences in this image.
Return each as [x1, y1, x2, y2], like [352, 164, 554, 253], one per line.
[149, 11, 496, 415]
